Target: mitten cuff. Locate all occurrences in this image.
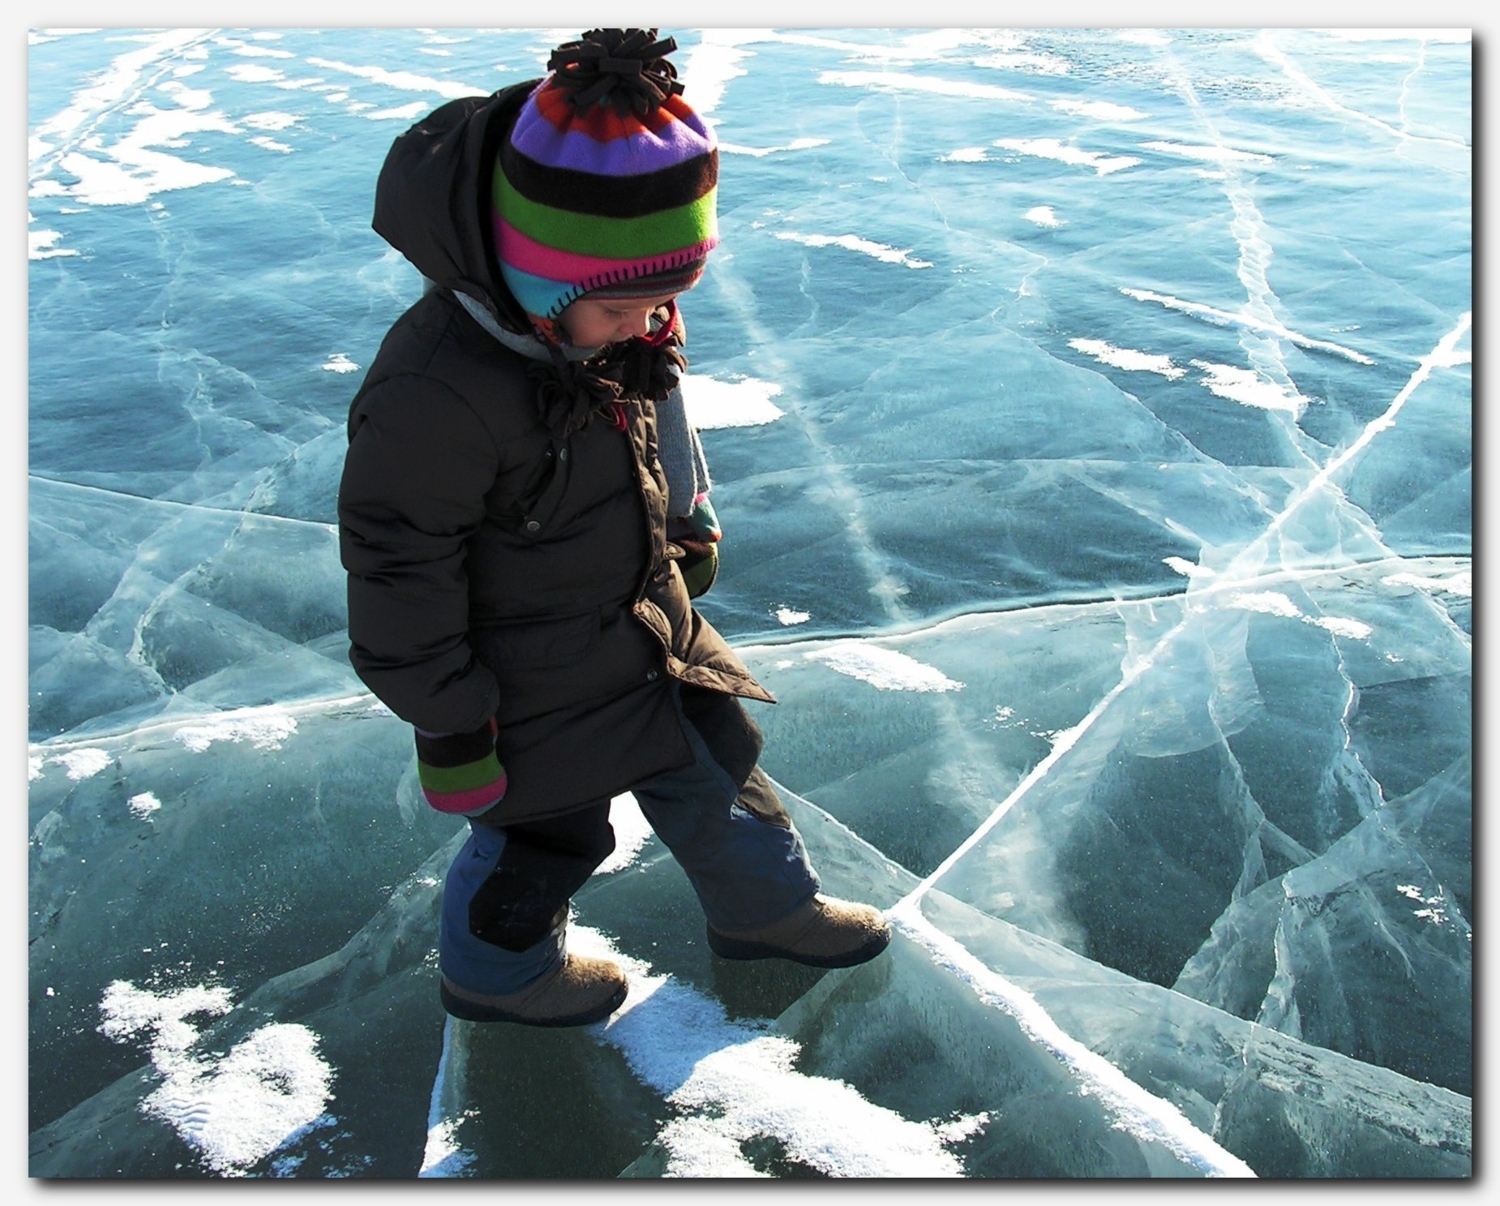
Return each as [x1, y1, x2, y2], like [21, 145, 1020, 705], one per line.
[415, 720, 507, 815]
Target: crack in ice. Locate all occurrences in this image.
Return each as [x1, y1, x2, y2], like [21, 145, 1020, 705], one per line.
[1119, 289, 1374, 366]
[882, 313, 1469, 1168]
[884, 907, 1255, 1177]
[1216, 311, 1470, 582]
[1254, 31, 1470, 155]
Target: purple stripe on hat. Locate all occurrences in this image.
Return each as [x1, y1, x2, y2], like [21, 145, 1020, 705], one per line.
[514, 123, 713, 178]
[510, 105, 716, 178]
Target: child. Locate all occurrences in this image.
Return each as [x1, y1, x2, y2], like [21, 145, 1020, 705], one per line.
[338, 29, 890, 1028]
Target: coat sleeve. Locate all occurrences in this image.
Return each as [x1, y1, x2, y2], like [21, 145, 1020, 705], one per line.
[338, 373, 502, 733]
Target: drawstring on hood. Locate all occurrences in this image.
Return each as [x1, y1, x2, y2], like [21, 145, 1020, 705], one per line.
[527, 318, 688, 439]
[450, 286, 707, 510]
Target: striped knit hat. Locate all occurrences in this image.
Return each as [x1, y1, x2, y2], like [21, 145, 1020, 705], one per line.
[494, 29, 719, 340]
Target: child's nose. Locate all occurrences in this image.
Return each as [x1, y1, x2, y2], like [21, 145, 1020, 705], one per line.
[623, 312, 652, 338]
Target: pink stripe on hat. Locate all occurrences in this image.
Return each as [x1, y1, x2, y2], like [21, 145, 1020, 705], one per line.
[496, 215, 715, 291]
[495, 216, 642, 281]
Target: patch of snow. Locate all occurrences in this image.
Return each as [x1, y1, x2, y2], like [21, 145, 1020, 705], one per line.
[1070, 337, 1184, 378]
[932, 1112, 992, 1143]
[682, 375, 785, 428]
[128, 791, 163, 820]
[304, 57, 488, 99]
[820, 69, 1030, 104]
[1225, 591, 1302, 619]
[99, 980, 234, 1051]
[1383, 569, 1471, 597]
[420, 1114, 475, 1177]
[721, 137, 830, 157]
[241, 111, 299, 131]
[56, 748, 112, 780]
[595, 793, 654, 874]
[975, 51, 1072, 75]
[230, 44, 294, 60]
[1312, 615, 1373, 640]
[995, 137, 1140, 175]
[678, 30, 757, 116]
[804, 641, 963, 693]
[366, 101, 435, 121]
[775, 230, 934, 269]
[1191, 361, 1306, 415]
[99, 980, 334, 1176]
[225, 63, 284, 84]
[1163, 556, 1211, 578]
[30, 227, 79, 258]
[1050, 98, 1148, 121]
[1142, 140, 1275, 167]
[173, 707, 297, 753]
[574, 926, 978, 1176]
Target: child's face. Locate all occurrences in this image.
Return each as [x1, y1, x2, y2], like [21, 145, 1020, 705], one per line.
[558, 291, 682, 347]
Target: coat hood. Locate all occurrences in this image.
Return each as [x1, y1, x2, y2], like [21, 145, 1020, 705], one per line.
[371, 79, 538, 331]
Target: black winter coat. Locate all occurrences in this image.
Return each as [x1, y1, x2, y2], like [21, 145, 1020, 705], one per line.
[338, 82, 772, 825]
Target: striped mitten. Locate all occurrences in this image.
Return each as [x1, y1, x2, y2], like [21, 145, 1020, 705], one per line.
[673, 493, 721, 599]
[415, 719, 507, 817]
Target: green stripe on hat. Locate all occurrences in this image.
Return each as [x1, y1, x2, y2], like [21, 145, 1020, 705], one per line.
[497, 170, 716, 260]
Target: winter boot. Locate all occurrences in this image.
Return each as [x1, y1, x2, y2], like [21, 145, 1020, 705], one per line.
[439, 954, 628, 1026]
[706, 895, 891, 968]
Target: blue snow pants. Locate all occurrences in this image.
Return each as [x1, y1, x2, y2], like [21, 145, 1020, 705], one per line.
[439, 685, 821, 996]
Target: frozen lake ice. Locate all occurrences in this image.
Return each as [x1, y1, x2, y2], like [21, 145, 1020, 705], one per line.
[28, 26, 1471, 1179]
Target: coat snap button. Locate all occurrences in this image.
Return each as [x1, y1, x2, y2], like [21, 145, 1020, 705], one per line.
[524, 519, 541, 533]
[558, 447, 569, 462]
[646, 669, 660, 681]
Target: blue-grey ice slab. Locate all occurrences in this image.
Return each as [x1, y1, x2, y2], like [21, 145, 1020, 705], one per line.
[30, 27, 1469, 1178]
[32, 784, 1465, 1178]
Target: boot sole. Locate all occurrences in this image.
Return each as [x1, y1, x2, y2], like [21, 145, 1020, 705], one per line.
[440, 978, 628, 1027]
[705, 923, 891, 969]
